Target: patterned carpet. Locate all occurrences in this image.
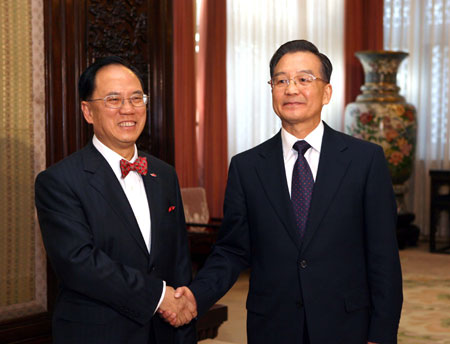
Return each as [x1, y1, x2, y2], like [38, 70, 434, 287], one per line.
[398, 244, 450, 343]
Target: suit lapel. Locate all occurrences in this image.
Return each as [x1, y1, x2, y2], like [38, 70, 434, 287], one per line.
[301, 123, 351, 252]
[82, 143, 149, 256]
[255, 132, 301, 250]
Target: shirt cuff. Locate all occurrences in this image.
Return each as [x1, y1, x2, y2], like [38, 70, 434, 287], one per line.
[154, 280, 166, 314]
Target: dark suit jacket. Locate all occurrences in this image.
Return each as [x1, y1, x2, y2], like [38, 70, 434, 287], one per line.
[190, 122, 403, 344]
[35, 142, 196, 344]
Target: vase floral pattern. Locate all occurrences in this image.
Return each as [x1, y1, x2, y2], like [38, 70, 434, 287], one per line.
[345, 51, 417, 187]
[346, 103, 416, 185]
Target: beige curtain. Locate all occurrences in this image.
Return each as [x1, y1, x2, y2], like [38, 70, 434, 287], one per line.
[384, 0, 450, 237]
[226, 0, 345, 160]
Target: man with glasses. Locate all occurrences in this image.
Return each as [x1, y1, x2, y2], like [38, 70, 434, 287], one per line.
[35, 56, 196, 343]
[169, 40, 403, 343]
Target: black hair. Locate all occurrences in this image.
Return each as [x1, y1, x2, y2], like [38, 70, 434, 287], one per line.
[269, 40, 332, 82]
[78, 56, 144, 100]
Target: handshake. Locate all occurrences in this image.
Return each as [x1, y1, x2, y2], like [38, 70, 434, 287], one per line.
[158, 286, 197, 327]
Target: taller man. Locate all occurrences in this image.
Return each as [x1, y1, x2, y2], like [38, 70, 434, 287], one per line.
[173, 40, 403, 343]
[35, 57, 197, 343]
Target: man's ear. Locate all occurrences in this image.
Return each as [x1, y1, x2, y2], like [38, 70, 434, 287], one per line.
[322, 83, 332, 105]
[81, 101, 94, 124]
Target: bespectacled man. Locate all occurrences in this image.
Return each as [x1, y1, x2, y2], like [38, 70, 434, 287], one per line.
[165, 39, 403, 344]
[35, 56, 197, 344]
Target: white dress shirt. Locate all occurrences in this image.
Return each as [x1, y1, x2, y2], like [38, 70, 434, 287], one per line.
[93, 135, 152, 251]
[281, 121, 324, 196]
[92, 136, 165, 311]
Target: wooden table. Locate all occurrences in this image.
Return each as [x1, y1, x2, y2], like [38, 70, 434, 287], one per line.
[188, 229, 229, 340]
[429, 170, 450, 253]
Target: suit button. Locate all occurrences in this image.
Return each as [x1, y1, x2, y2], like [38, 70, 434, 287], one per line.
[300, 260, 307, 268]
[296, 300, 303, 308]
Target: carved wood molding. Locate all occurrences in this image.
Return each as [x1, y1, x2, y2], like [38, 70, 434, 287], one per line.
[86, 0, 174, 162]
[87, 0, 148, 69]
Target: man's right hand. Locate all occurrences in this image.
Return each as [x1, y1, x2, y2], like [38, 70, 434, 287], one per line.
[174, 286, 197, 309]
[157, 286, 197, 327]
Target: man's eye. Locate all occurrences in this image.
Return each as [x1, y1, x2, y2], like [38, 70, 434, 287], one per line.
[107, 97, 121, 103]
[298, 77, 310, 83]
[276, 79, 288, 85]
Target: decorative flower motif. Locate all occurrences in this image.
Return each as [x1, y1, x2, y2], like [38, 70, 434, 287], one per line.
[389, 151, 404, 166]
[359, 112, 374, 125]
[345, 102, 416, 185]
[397, 137, 412, 156]
[369, 59, 401, 75]
[385, 129, 399, 142]
[402, 110, 415, 122]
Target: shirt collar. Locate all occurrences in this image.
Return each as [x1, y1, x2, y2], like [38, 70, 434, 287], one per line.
[92, 135, 138, 179]
[281, 120, 324, 159]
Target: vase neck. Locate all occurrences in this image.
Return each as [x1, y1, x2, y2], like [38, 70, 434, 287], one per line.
[357, 83, 405, 102]
[355, 51, 408, 102]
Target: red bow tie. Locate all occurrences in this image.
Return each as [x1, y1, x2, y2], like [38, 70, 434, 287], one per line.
[120, 157, 148, 178]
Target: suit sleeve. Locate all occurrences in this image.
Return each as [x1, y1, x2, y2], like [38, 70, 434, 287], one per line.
[190, 158, 251, 316]
[35, 170, 163, 325]
[364, 146, 403, 343]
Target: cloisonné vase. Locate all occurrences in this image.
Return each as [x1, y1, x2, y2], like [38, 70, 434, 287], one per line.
[344, 51, 417, 213]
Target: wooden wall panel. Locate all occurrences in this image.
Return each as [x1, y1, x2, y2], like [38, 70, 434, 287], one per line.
[44, 0, 89, 166]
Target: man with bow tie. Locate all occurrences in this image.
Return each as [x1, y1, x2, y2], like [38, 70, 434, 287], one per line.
[35, 56, 197, 343]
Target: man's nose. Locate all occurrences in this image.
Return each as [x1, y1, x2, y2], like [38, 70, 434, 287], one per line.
[119, 99, 135, 113]
[285, 80, 300, 94]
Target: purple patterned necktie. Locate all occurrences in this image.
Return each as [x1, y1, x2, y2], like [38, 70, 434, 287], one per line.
[291, 140, 314, 239]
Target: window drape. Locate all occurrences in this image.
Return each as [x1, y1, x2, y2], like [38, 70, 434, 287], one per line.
[226, 0, 345, 160]
[174, 0, 227, 218]
[384, 0, 450, 236]
[344, 0, 384, 106]
[174, 0, 198, 188]
[197, 0, 228, 218]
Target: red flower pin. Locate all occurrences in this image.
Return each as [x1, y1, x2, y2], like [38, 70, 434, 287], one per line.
[168, 206, 176, 212]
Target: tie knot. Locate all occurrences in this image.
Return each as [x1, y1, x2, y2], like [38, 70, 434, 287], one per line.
[293, 140, 311, 156]
[120, 157, 148, 178]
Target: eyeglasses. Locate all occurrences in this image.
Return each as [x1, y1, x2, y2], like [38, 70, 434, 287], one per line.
[86, 94, 148, 109]
[268, 72, 327, 89]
